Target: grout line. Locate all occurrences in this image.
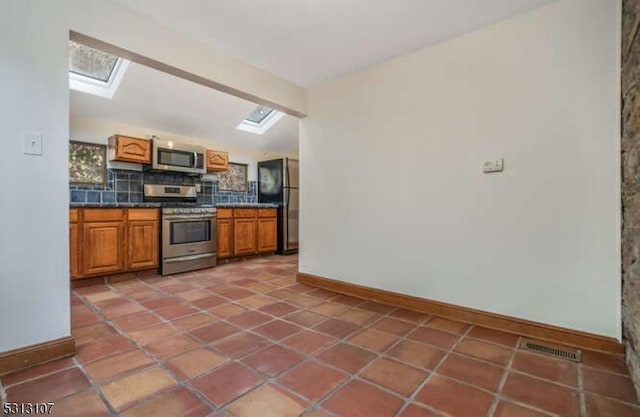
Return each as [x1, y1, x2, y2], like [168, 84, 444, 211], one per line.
[210, 301, 409, 414]
[0, 360, 78, 390]
[485, 335, 519, 417]
[505, 367, 583, 390]
[482, 337, 571, 417]
[124, 274, 438, 416]
[0, 378, 6, 407]
[393, 325, 474, 417]
[74, 298, 224, 415]
[94, 259, 305, 415]
[577, 362, 587, 417]
[71, 357, 119, 417]
[71, 263, 296, 412]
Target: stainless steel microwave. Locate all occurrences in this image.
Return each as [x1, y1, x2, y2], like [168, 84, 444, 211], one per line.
[152, 138, 206, 175]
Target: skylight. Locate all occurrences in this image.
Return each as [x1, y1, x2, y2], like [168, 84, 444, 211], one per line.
[68, 41, 129, 99]
[237, 105, 285, 135]
[246, 106, 274, 123]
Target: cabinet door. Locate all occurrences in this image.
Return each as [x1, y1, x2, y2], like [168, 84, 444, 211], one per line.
[127, 220, 158, 270]
[114, 135, 151, 164]
[83, 221, 125, 275]
[217, 218, 233, 259]
[233, 218, 257, 256]
[69, 223, 81, 279]
[206, 150, 229, 171]
[257, 217, 277, 253]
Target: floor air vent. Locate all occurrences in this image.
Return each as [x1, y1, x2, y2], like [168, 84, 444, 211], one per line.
[520, 339, 582, 362]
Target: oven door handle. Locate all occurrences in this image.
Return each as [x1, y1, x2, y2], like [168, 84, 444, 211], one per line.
[164, 252, 216, 263]
[193, 151, 198, 169]
[163, 215, 215, 221]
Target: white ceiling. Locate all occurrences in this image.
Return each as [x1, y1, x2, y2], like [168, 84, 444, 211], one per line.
[70, 62, 300, 153]
[114, 0, 555, 87]
[73, 0, 554, 154]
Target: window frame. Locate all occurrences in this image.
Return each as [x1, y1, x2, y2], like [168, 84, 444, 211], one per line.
[236, 106, 285, 135]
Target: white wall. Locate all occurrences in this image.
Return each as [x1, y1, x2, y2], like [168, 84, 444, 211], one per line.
[300, 0, 622, 338]
[0, 2, 71, 351]
[70, 115, 294, 181]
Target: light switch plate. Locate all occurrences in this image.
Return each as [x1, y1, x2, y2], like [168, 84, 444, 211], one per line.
[483, 158, 504, 173]
[22, 131, 43, 156]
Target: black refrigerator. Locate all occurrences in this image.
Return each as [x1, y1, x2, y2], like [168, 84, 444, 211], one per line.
[257, 158, 299, 254]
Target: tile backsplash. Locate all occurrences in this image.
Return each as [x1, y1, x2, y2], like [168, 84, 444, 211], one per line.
[70, 169, 257, 205]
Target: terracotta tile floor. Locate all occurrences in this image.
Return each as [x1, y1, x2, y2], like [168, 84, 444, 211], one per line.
[2, 255, 640, 417]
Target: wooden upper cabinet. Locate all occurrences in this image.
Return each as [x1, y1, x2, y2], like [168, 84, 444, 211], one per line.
[206, 150, 229, 172]
[109, 135, 152, 164]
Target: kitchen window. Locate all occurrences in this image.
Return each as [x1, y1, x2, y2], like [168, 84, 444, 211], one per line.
[69, 141, 106, 185]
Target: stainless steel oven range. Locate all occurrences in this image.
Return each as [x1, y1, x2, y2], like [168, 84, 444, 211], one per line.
[144, 184, 216, 275]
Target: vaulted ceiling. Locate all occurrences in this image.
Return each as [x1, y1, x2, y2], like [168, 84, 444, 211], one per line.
[72, 0, 555, 153]
[113, 0, 555, 86]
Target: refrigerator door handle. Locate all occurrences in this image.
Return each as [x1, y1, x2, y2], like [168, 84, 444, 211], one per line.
[283, 187, 289, 251]
[284, 158, 289, 189]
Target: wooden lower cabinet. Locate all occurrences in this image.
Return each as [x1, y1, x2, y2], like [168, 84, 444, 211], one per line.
[69, 212, 81, 280]
[128, 220, 158, 269]
[217, 218, 233, 259]
[83, 220, 125, 276]
[217, 207, 277, 259]
[233, 218, 258, 256]
[257, 217, 277, 253]
[71, 208, 159, 280]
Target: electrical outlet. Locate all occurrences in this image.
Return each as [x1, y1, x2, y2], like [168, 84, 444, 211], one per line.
[22, 131, 43, 156]
[483, 158, 504, 173]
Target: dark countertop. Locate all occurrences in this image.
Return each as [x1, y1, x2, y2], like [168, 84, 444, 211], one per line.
[215, 203, 278, 208]
[69, 203, 163, 208]
[70, 202, 278, 209]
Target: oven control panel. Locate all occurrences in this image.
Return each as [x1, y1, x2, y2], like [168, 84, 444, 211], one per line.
[162, 207, 216, 215]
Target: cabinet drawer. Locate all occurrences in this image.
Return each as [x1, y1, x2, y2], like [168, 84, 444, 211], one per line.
[128, 208, 159, 221]
[233, 208, 257, 218]
[217, 208, 233, 219]
[69, 208, 79, 223]
[84, 208, 125, 222]
[258, 208, 277, 218]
